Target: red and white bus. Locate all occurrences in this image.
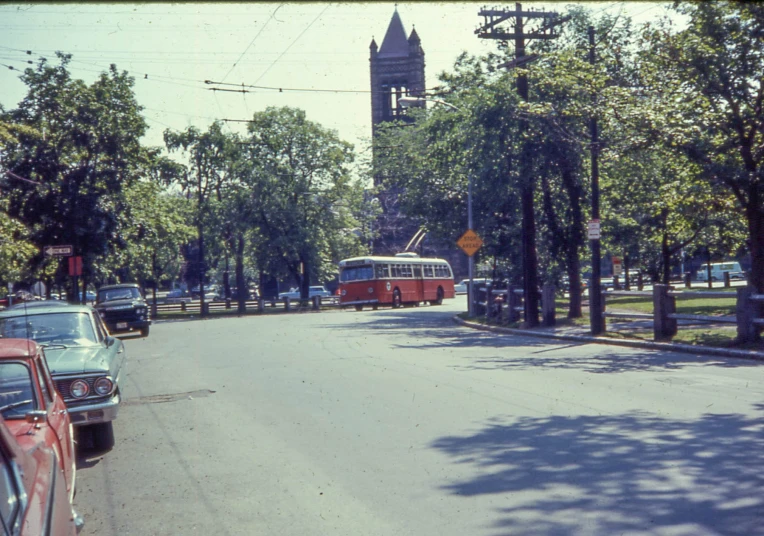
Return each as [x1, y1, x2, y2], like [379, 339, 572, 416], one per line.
[338, 253, 455, 311]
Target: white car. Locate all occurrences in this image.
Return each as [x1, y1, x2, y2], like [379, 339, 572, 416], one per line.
[696, 262, 745, 282]
[454, 278, 490, 294]
[278, 286, 331, 300]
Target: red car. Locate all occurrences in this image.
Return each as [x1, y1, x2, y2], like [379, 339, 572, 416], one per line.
[0, 338, 83, 534]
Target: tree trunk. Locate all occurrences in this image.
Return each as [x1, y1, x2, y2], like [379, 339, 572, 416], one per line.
[198, 226, 206, 317]
[747, 192, 764, 294]
[235, 234, 246, 314]
[661, 209, 671, 285]
[562, 168, 584, 318]
[300, 256, 310, 300]
[661, 231, 671, 285]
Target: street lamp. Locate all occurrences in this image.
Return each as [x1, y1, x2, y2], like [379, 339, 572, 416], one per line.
[397, 96, 476, 317]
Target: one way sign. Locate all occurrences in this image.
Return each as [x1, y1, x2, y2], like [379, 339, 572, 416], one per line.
[44, 245, 73, 257]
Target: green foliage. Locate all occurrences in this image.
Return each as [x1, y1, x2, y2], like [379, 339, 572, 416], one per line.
[635, 2, 764, 289]
[243, 107, 359, 292]
[1, 54, 147, 290]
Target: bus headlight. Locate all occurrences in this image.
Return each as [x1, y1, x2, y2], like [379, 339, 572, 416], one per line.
[368, 287, 374, 294]
[341, 289, 346, 296]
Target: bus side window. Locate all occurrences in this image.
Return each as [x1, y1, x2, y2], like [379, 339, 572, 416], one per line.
[375, 264, 388, 279]
[391, 264, 399, 278]
[423, 265, 433, 278]
[403, 265, 413, 278]
[413, 265, 422, 278]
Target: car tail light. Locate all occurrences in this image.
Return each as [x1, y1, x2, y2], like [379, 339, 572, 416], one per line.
[94, 377, 114, 396]
[70, 380, 89, 398]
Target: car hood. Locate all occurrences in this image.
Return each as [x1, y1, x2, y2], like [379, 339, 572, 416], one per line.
[43, 345, 111, 375]
[95, 298, 145, 310]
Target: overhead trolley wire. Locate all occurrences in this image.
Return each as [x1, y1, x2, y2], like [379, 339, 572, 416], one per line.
[252, 3, 330, 86]
[220, 3, 283, 84]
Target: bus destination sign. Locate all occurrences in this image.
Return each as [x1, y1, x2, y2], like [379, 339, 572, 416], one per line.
[456, 230, 483, 257]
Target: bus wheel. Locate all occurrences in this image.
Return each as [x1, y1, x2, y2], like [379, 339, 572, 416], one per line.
[372, 304, 378, 310]
[355, 304, 363, 311]
[392, 289, 402, 308]
[430, 287, 444, 306]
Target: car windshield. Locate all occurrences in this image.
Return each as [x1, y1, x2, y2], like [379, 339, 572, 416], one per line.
[0, 362, 37, 419]
[341, 265, 373, 282]
[0, 312, 98, 346]
[98, 287, 140, 302]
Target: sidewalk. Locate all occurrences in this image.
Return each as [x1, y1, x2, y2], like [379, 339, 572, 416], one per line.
[454, 315, 764, 362]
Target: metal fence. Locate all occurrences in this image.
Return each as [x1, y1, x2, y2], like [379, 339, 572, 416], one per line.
[151, 296, 342, 316]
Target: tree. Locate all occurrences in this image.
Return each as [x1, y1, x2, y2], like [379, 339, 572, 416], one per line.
[243, 107, 358, 300]
[1, 54, 147, 300]
[164, 122, 236, 315]
[637, 2, 764, 292]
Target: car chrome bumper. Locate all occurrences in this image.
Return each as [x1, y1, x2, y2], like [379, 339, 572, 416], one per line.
[68, 392, 120, 426]
[108, 319, 150, 333]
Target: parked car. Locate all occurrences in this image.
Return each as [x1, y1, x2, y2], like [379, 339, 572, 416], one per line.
[696, 262, 746, 282]
[278, 286, 331, 300]
[6, 299, 70, 310]
[213, 287, 254, 302]
[0, 413, 81, 535]
[165, 288, 193, 304]
[94, 283, 151, 337]
[0, 304, 126, 451]
[0, 339, 78, 509]
[454, 278, 491, 294]
[190, 284, 219, 299]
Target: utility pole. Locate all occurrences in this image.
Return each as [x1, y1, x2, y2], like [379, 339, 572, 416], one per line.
[476, 4, 567, 327]
[588, 25, 604, 335]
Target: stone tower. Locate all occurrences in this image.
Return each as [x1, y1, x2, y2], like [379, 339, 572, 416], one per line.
[368, 9, 431, 256]
[369, 8, 426, 132]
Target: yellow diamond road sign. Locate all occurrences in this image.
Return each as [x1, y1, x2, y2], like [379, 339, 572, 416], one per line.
[457, 229, 483, 257]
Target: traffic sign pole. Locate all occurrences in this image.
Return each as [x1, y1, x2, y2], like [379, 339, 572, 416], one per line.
[457, 229, 483, 317]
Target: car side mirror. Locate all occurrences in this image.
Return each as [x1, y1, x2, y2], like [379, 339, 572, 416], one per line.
[25, 410, 47, 424]
[106, 336, 117, 347]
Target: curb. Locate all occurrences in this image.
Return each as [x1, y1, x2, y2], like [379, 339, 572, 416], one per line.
[453, 316, 764, 362]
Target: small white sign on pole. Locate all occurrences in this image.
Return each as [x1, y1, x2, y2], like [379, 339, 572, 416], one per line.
[587, 220, 601, 240]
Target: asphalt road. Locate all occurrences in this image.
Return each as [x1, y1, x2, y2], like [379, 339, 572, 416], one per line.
[73, 296, 764, 536]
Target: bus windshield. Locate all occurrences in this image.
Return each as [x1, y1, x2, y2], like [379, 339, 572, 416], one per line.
[341, 265, 374, 282]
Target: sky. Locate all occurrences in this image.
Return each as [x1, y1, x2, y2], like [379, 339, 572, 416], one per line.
[0, 2, 679, 165]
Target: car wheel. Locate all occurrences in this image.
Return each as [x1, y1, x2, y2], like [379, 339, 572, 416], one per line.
[91, 422, 115, 452]
[392, 289, 402, 308]
[140, 326, 150, 337]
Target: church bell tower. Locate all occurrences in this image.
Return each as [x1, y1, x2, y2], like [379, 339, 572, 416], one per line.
[369, 8, 426, 133]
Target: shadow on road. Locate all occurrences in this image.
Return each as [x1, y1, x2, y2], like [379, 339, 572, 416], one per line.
[431, 407, 764, 535]
[452, 346, 763, 374]
[326, 308, 763, 373]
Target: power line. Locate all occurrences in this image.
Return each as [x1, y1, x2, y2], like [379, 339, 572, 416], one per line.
[252, 3, 330, 86]
[220, 3, 283, 84]
[205, 80, 371, 94]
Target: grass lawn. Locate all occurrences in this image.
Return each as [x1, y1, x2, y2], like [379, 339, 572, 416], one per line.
[462, 294, 762, 351]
